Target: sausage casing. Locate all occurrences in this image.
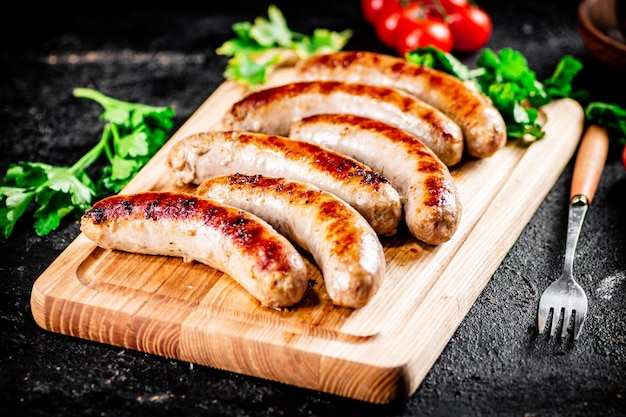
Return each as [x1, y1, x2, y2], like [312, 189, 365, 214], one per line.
[196, 174, 385, 308]
[221, 80, 464, 166]
[80, 191, 309, 308]
[294, 51, 507, 159]
[289, 114, 461, 244]
[166, 130, 402, 236]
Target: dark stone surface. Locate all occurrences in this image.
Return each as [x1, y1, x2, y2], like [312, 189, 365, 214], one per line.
[1, 1, 625, 416]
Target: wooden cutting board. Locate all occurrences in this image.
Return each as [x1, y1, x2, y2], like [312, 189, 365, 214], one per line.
[30, 68, 585, 404]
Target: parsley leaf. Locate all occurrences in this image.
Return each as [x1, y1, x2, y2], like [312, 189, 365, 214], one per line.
[73, 88, 175, 194]
[217, 5, 353, 87]
[0, 89, 175, 238]
[542, 55, 586, 105]
[249, 4, 293, 48]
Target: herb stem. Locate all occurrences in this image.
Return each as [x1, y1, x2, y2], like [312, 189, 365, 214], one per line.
[74, 87, 124, 110]
[69, 127, 108, 176]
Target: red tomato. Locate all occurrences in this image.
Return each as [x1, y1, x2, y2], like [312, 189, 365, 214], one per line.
[374, 2, 404, 48]
[401, 1, 438, 22]
[401, 0, 469, 19]
[361, 0, 391, 24]
[395, 17, 453, 55]
[447, 6, 493, 53]
[439, 0, 470, 14]
[622, 144, 626, 170]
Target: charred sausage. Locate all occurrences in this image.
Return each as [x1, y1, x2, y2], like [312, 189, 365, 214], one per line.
[294, 51, 507, 159]
[289, 114, 461, 244]
[221, 80, 464, 166]
[166, 130, 402, 236]
[196, 174, 385, 308]
[80, 191, 309, 308]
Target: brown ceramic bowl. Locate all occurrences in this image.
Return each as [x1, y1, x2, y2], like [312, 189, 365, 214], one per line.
[578, 0, 626, 79]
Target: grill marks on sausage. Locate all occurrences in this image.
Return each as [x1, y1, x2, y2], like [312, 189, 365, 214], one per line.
[195, 174, 385, 307]
[82, 192, 294, 273]
[295, 50, 507, 159]
[223, 174, 364, 245]
[288, 113, 461, 244]
[231, 80, 423, 115]
[423, 176, 447, 208]
[387, 61, 482, 116]
[311, 50, 378, 69]
[308, 53, 482, 123]
[224, 77, 465, 166]
[297, 142, 386, 188]
[231, 81, 411, 121]
[167, 130, 403, 236]
[219, 131, 390, 191]
[301, 113, 443, 177]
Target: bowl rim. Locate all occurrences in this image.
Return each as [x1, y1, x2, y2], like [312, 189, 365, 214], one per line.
[578, 0, 626, 52]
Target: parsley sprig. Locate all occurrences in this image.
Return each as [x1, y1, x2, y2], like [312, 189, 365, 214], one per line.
[406, 46, 586, 140]
[0, 88, 175, 238]
[217, 5, 353, 87]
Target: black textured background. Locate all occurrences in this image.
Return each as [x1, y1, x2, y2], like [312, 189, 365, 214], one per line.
[1, 1, 625, 416]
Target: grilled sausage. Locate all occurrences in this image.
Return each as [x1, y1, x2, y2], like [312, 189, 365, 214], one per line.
[80, 191, 309, 308]
[221, 80, 464, 167]
[289, 114, 461, 245]
[196, 174, 385, 308]
[166, 130, 402, 236]
[294, 50, 507, 159]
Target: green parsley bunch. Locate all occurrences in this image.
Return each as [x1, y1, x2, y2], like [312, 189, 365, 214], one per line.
[0, 88, 175, 238]
[216, 4, 353, 87]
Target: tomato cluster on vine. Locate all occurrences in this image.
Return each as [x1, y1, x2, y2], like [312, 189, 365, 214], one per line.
[361, 0, 493, 56]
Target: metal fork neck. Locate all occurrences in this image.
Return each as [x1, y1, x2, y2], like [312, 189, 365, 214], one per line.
[564, 198, 588, 277]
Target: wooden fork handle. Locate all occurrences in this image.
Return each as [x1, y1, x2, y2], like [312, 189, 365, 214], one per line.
[570, 124, 609, 204]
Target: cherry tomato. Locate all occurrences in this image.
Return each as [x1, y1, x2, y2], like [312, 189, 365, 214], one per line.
[395, 17, 453, 55]
[374, 2, 404, 48]
[402, 0, 468, 19]
[447, 5, 493, 53]
[439, 0, 469, 14]
[622, 144, 626, 170]
[361, 0, 391, 24]
[366, 0, 492, 56]
[401, 1, 439, 22]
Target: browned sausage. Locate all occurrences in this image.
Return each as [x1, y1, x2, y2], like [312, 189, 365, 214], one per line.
[196, 174, 385, 308]
[80, 191, 309, 308]
[289, 114, 461, 244]
[294, 50, 507, 159]
[166, 130, 402, 236]
[221, 80, 464, 166]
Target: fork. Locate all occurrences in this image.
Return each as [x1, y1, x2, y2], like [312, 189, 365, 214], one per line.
[537, 124, 609, 340]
